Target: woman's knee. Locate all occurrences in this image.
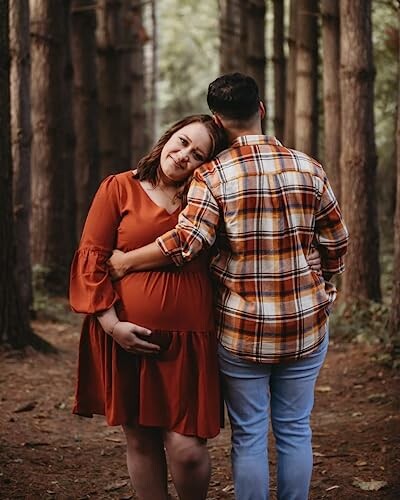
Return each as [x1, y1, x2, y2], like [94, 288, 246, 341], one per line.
[164, 432, 208, 469]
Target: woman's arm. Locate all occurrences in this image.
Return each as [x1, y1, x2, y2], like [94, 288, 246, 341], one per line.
[97, 306, 160, 354]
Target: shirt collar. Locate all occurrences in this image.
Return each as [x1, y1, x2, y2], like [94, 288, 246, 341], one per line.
[230, 135, 283, 148]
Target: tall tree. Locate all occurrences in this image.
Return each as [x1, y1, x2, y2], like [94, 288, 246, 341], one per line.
[321, 0, 341, 200]
[340, 0, 381, 303]
[30, 0, 73, 294]
[144, 0, 158, 142]
[9, 0, 33, 315]
[284, 0, 297, 148]
[0, 0, 51, 350]
[219, 0, 245, 73]
[294, 0, 319, 157]
[131, 0, 148, 167]
[61, 0, 77, 261]
[389, 8, 400, 355]
[71, 0, 99, 238]
[273, 0, 285, 140]
[243, 0, 266, 103]
[96, 0, 124, 178]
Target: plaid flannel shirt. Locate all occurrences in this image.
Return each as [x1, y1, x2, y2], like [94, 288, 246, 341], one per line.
[157, 136, 349, 363]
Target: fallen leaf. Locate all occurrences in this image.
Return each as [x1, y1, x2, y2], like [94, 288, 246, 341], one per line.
[326, 485, 340, 491]
[355, 460, 367, 467]
[315, 385, 332, 392]
[105, 437, 122, 443]
[222, 484, 235, 493]
[313, 452, 325, 457]
[104, 480, 128, 492]
[352, 478, 388, 491]
[14, 401, 37, 413]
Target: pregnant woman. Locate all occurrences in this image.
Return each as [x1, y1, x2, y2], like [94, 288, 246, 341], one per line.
[69, 114, 228, 500]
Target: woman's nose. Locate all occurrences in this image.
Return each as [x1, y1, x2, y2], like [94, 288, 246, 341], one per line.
[178, 150, 190, 162]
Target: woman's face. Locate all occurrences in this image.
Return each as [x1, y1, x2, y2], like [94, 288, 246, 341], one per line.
[159, 122, 212, 184]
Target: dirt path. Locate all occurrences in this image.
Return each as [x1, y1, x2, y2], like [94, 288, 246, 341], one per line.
[0, 314, 399, 499]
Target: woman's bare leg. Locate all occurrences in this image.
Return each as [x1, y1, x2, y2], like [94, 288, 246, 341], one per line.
[164, 431, 210, 500]
[123, 424, 168, 500]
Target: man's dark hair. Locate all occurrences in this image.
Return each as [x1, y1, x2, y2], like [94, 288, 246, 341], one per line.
[207, 73, 260, 120]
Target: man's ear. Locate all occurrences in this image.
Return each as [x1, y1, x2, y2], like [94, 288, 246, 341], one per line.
[259, 101, 266, 120]
[212, 113, 224, 128]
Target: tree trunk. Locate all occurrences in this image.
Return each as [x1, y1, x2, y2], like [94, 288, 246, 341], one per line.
[71, 0, 99, 238]
[61, 0, 77, 263]
[1, 0, 53, 351]
[30, 0, 73, 295]
[340, 0, 381, 303]
[144, 0, 158, 143]
[243, 0, 266, 103]
[120, 0, 133, 171]
[283, 0, 297, 148]
[273, 0, 285, 140]
[294, 0, 318, 157]
[131, 0, 148, 167]
[321, 0, 341, 201]
[9, 0, 33, 315]
[96, 0, 124, 178]
[219, 0, 245, 73]
[389, 8, 400, 355]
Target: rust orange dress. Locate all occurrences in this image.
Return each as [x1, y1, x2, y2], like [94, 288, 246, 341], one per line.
[69, 172, 220, 439]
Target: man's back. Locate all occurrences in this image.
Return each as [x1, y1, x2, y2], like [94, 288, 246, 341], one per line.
[179, 135, 349, 362]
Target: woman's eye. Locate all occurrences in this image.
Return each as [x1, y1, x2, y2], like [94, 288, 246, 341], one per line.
[193, 152, 204, 162]
[179, 137, 188, 145]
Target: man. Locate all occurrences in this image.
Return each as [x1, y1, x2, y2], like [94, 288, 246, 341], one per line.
[110, 73, 349, 499]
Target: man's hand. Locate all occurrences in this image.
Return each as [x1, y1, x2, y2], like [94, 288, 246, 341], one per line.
[307, 247, 322, 275]
[111, 321, 160, 354]
[107, 249, 131, 281]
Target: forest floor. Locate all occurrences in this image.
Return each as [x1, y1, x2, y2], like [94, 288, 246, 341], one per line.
[0, 300, 399, 500]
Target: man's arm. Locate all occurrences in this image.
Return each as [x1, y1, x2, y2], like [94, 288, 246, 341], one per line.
[315, 174, 349, 278]
[107, 243, 171, 279]
[108, 171, 220, 278]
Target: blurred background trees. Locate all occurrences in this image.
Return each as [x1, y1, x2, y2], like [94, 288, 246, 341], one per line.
[1, 0, 399, 357]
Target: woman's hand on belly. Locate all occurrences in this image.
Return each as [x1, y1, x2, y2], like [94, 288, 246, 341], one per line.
[111, 321, 161, 355]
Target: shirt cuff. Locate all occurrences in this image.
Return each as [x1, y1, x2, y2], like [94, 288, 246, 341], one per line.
[156, 231, 185, 267]
[322, 256, 345, 276]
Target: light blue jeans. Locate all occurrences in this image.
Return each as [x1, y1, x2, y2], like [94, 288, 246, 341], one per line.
[218, 333, 329, 500]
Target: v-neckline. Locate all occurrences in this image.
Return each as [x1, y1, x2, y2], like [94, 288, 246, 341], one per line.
[135, 177, 181, 216]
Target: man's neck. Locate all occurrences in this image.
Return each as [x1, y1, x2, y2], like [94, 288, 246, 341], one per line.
[226, 124, 263, 144]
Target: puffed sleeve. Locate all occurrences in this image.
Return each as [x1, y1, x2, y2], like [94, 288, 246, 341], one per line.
[69, 176, 121, 313]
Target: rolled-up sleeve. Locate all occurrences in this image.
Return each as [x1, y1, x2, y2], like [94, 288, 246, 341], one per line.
[315, 175, 349, 275]
[69, 176, 121, 313]
[156, 172, 220, 266]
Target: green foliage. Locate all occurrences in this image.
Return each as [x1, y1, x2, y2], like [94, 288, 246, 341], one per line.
[158, 0, 219, 128]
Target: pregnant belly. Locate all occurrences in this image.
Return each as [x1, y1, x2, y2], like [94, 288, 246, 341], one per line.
[113, 271, 215, 332]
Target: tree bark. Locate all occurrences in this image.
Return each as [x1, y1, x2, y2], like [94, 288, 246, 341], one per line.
[273, 0, 285, 140]
[219, 0, 245, 73]
[321, 0, 341, 201]
[389, 8, 400, 354]
[143, 0, 158, 143]
[9, 0, 33, 315]
[96, 0, 124, 178]
[71, 0, 99, 238]
[30, 0, 73, 294]
[284, 0, 297, 148]
[243, 0, 266, 103]
[294, 0, 319, 157]
[131, 0, 148, 167]
[340, 0, 381, 303]
[1, 0, 53, 351]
